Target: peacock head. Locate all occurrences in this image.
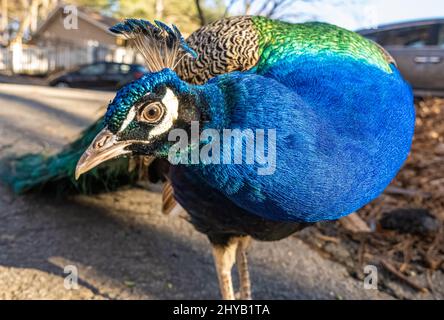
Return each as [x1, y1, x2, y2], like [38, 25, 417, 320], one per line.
[75, 68, 201, 179]
[75, 19, 204, 179]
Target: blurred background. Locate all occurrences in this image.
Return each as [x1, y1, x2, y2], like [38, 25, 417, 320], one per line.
[0, 0, 444, 300]
[0, 0, 443, 93]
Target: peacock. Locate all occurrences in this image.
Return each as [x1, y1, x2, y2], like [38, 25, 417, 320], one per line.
[2, 16, 415, 299]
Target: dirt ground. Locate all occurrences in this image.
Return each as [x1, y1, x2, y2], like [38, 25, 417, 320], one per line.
[0, 83, 440, 300]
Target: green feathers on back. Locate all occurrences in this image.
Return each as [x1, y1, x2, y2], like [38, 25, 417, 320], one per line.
[177, 16, 392, 86]
[251, 16, 392, 73]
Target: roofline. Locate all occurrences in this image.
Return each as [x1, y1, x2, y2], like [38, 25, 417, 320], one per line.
[358, 17, 444, 34]
[32, 4, 118, 38]
[76, 10, 117, 35]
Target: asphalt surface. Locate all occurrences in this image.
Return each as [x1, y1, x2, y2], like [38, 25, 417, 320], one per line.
[0, 83, 392, 299]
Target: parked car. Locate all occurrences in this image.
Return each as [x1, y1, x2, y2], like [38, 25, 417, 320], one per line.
[359, 19, 444, 97]
[48, 62, 148, 90]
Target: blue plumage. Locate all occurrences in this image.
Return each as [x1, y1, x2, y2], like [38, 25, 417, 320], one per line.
[100, 51, 414, 223]
[186, 55, 414, 222]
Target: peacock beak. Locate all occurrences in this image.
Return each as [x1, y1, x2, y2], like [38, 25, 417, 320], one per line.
[75, 128, 131, 180]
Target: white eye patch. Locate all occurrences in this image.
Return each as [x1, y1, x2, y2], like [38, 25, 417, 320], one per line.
[148, 88, 178, 139]
[117, 88, 178, 135]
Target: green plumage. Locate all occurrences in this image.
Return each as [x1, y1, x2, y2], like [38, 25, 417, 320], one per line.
[251, 16, 391, 73]
[1, 119, 137, 194]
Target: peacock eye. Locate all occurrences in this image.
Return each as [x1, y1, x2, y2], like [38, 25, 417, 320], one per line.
[138, 101, 165, 123]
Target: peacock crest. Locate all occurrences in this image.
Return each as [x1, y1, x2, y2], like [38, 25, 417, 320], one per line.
[110, 19, 198, 72]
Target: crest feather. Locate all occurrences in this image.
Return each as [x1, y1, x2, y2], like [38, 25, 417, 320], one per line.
[110, 19, 197, 72]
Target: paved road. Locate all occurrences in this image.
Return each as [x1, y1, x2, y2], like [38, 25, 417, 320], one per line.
[0, 84, 391, 299]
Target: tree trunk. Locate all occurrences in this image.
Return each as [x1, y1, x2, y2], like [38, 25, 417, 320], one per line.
[244, 0, 252, 15]
[39, 0, 51, 20]
[155, 0, 164, 20]
[12, 0, 40, 44]
[30, 0, 39, 32]
[194, 0, 206, 26]
[1, 0, 7, 32]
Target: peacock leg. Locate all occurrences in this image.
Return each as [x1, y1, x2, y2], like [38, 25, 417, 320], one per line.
[236, 236, 252, 300]
[212, 239, 238, 300]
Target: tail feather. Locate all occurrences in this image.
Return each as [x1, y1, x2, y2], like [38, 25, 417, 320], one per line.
[1, 119, 137, 195]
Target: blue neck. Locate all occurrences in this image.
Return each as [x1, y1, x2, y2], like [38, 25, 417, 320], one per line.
[192, 75, 238, 130]
[177, 59, 414, 223]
